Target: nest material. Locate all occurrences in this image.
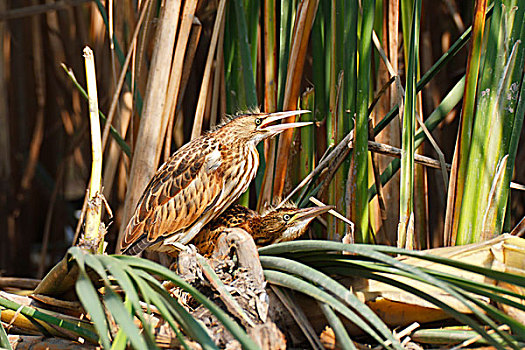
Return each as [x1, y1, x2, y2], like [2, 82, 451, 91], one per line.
[163, 228, 286, 349]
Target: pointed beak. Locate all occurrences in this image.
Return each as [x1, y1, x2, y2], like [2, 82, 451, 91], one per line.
[291, 205, 335, 223]
[259, 110, 312, 133]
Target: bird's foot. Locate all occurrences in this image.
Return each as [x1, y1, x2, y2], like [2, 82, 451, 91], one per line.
[168, 242, 198, 254]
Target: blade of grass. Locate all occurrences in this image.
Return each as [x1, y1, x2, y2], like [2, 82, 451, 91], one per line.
[132, 269, 216, 349]
[260, 255, 403, 349]
[504, 50, 525, 222]
[210, 16, 224, 128]
[299, 91, 315, 182]
[343, 0, 358, 236]
[116, 255, 260, 349]
[262, 242, 518, 349]
[351, 0, 375, 243]
[244, 0, 259, 82]
[374, 4, 494, 136]
[398, 0, 421, 249]
[413, 328, 508, 348]
[328, 70, 344, 238]
[0, 310, 12, 350]
[434, 273, 525, 313]
[331, 0, 353, 239]
[0, 295, 98, 343]
[311, 0, 328, 119]
[369, 76, 465, 201]
[352, 269, 513, 349]
[265, 270, 396, 349]
[493, 5, 525, 235]
[277, 0, 297, 110]
[230, 0, 259, 206]
[69, 248, 111, 347]
[318, 302, 357, 350]
[110, 297, 132, 350]
[270, 285, 324, 349]
[444, 0, 488, 245]
[333, 260, 523, 345]
[232, 0, 258, 110]
[104, 288, 150, 350]
[457, 1, 525, 243]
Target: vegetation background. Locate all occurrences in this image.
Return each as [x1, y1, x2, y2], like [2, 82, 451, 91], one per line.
[0, 0, 523, 279]
[1, 0, 525, 348]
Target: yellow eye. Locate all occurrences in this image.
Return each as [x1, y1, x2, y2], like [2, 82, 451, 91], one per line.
[283, 214, 291, 221]
[255, 118, 262, 126]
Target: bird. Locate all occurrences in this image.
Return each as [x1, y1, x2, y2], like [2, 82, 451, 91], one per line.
[192, 202, 334, 257]
[120, 110, 311, 255]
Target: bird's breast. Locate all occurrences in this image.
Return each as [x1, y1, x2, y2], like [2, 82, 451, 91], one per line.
[204, 147, 222, 172]
[213, 145, 259, 208]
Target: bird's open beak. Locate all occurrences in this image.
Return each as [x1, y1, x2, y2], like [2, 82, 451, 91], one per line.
[259, 110, 312, 133]
[291, 205, 335, 223]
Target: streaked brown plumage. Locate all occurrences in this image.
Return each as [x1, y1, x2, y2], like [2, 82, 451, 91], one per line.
[192, 203, 334, 257]
[121, 110, 311, 255]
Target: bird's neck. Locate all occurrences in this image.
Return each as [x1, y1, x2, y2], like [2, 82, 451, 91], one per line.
[231, 139, 257, 151]
[247, 216, 273, 246]
[214, 125, 265, 150]
[216, 130, 260, 171]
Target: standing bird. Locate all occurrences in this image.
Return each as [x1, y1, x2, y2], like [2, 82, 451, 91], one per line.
[120, 110, 311, 255]
[192, 203, 334, 257]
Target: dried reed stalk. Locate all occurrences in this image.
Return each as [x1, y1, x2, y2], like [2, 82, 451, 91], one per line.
[273, 0, 319, 198]
[82, 47, 104, 253]
[0, 0, 91, 21]
[0, 0, 11, 273]
[257, 0, 278, 211]
[191, 0, 227, 139]
[19, 5, 45, 198]
[102, 0, 152, 153]
[209, 15, 225, 127]
[118, 0, 182, 252]
[158, 0, 197, 156]
[103, 92, 132, 197]
[164, 17, 202, 162]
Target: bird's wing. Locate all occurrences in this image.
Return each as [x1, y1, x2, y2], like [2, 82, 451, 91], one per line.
[121, 139, 224, 253]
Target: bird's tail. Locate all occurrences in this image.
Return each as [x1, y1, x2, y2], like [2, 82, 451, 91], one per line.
[121, 235, 151, 256]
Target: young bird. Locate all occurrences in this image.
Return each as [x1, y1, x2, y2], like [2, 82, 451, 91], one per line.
[192, 203, 334, 257]
[120, 111, 311, 255]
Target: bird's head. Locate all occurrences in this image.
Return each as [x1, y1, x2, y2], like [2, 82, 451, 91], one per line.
[218, 110, 312, 145]
[253, 203, 334, 245]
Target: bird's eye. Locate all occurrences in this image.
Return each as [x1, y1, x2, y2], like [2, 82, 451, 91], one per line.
[255, 118, 262, 126]
[283, 214, 291, 221]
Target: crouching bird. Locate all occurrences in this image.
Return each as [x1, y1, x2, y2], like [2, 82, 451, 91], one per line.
[120, 110, 311, 255]
[192, 203, 334, 257]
